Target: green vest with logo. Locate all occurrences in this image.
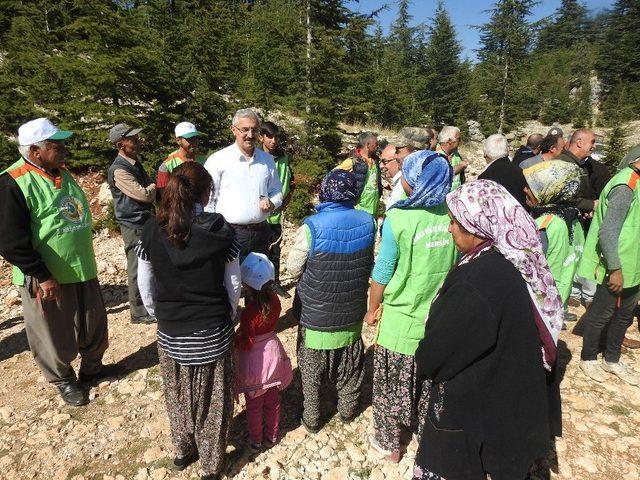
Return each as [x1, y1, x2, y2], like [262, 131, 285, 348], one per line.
[578, 167, 640, 288]
[3, 159, 97, 286]
[268, 154, 292, 225]
[537, 215, 584, 304]
[376, 205, 456, 355]
[355, 162, 380, 216]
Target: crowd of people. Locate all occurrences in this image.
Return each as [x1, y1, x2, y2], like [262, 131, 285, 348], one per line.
[1, 110, 639, 480]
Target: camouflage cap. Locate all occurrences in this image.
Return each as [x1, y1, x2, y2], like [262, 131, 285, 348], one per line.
[547, 126, 564, 139]
[388, 127, 431, 150]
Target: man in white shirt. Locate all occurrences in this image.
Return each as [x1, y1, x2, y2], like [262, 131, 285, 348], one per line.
[204, 108, 282, 259]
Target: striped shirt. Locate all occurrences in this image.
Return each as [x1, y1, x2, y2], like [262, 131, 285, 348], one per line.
[157, 324, 235, 366]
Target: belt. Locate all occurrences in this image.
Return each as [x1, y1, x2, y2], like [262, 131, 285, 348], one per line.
[230, 221, 268, 231]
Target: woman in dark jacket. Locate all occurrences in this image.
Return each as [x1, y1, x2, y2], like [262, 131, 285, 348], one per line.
[413, 180, 564, 480]
[137, 162, 241, 480]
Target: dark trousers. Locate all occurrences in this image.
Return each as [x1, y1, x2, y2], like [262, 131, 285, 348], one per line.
[119, 224, 149, 320]
[20, 278, 108, 384]
[581, 283, 640, 363]
[232, 222, 271, 262]
[268, 223, 282, 282]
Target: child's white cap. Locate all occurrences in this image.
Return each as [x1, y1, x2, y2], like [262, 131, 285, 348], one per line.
[241, 252, 275, 290]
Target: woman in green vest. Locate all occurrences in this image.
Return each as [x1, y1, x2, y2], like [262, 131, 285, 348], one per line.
[364, 150, 456, 463]
[576, 147, 640, 386]
[523, 160, 584, 306]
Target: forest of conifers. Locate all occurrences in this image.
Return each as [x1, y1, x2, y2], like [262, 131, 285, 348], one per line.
[0, 0, 638, 174]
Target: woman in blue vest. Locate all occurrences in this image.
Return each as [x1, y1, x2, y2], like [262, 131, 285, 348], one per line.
[286, 170, 376, 433]
[364, 150, 457, 462]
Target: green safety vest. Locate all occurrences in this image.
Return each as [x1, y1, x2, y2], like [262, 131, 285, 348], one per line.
[577, 167, 640, 288]
[355, 162, 380, 216]
[437, 145, 463, 191]
[3, 159, 97, 285]
[376, 205, 456, 355]
[268, 153, 292, 225]
[537, 214, 584, 304]
[162, 151, 206, 173]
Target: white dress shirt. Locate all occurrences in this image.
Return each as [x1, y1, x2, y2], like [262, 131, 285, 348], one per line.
[386, 172, 405, 210]
[204, 143, 283, 224]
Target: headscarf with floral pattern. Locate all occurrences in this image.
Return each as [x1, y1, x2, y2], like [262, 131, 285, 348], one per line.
[446, 179, 563, 370]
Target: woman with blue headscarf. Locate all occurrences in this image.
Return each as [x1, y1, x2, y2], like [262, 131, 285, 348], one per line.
[364, 150, 457, 463]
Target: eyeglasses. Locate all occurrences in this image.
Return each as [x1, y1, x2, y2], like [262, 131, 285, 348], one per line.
[233, 126, 260, 135]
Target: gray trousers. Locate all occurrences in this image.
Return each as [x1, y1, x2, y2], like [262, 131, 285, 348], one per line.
[120, 224, 149, 320]
[20, 278, 109, 384]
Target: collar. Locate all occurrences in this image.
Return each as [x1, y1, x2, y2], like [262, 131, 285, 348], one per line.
[479, 156, 507, 175]
[118, 153, 139, 165]
[233, 141, 256, 162]
[392, 171, 402, 184]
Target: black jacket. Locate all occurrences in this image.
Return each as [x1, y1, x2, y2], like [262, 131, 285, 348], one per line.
[512, 145, 536, 166]
[478, 157, 528, 208]
[554, 150, 599, 212]
[140, 213, 235, 336]
[415, 250, 553, 480]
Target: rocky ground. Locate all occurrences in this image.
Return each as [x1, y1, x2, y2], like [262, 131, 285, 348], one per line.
[2, 129, 640, 480]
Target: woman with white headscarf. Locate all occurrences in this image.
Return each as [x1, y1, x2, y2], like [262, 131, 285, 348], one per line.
[413, 180, 563, 480]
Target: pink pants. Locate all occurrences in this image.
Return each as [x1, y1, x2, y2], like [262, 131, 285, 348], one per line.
[245, 386, 280, 445]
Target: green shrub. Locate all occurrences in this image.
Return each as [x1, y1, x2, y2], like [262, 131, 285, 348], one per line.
[93, 203, 119, 233]
[286, 185, 313, 225]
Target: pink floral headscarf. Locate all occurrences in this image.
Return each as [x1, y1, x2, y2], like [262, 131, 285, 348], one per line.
[446, 180, 563, 370]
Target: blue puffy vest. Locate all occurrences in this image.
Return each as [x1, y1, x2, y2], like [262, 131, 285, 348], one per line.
[296, 202, 375, 331]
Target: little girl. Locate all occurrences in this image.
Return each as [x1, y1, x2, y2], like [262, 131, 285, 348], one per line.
[235, 253, 293, 453]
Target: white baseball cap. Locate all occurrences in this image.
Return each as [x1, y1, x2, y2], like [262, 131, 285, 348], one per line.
[175, 121, 203, 139]
[241, 252, 275, 291]
[18, 118, 73, 146]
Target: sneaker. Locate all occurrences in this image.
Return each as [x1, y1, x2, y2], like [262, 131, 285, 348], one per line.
[131, 314, 157, 324]
[567, 297, 582, 308]
[564, 312, 578, 322]
[601, 360, 640, 386]
[580, 360, 606, 383]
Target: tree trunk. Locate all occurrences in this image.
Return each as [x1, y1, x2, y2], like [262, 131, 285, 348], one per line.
[305, 0, 312, 115]
[498, 57, 509, 135]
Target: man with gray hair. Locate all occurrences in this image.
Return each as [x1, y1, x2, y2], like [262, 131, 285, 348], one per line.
[0, 118, 111, 406]
[478, 133, 529, 207]
[436, 126, 467, 190]
[204, 108, 282, 259]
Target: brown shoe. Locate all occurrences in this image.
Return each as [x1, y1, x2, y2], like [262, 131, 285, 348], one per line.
[622, 336, 640, 349]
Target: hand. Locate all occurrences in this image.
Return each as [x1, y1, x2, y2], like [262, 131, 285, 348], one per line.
[364, 310, 378, 326]
[607, 269, 624, 294]
[364, 305, 382, 326]
[459, 161, 468, 170]
[259, 197, 273, 212]
[38, 277, 61, 303]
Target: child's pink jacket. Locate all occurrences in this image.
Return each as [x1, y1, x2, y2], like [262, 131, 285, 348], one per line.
[234, 331, 293, 399]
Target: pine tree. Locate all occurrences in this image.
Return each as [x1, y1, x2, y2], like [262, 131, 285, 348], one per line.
[597, 0, 640, 122]
[475, 0, 537, 134]
[421, 1, 467, 126]
[603, 123, 628, 175]
[537, 0, 588, 51]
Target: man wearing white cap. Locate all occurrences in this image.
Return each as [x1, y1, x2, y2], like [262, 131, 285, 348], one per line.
[0, 118, 110, 406]
[156, 122, 207, 197]
[107, 123, 156, 324]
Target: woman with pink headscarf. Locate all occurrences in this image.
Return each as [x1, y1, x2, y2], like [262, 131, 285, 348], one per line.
[413, 180, 563, 480]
